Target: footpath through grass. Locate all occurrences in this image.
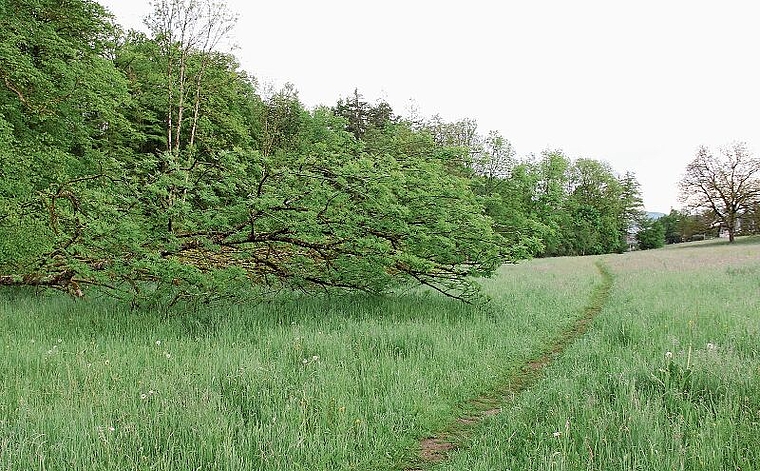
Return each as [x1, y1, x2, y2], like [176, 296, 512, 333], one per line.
[1, 257, 598, 470]
[407, 260, 613, 469]
[431, 237, 760, 471]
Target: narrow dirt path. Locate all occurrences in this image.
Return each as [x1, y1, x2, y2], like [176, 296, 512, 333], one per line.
[404, 260, 614, 470]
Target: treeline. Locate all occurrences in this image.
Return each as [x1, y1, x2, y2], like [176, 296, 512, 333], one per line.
[640, 207, 760, 250]
[0, 0, 644, 303]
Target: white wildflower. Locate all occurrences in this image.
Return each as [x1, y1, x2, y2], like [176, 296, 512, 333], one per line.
[665, 351, 673, 359]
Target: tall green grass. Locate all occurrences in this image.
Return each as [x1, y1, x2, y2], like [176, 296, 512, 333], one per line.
[0, 257, 598, 470]
[433, 237, 760, 471]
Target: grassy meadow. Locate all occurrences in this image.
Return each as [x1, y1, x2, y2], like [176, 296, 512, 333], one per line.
[2, 238, 759, 470]
[433, 237, 760, 471]
[1, 257, 597, 470]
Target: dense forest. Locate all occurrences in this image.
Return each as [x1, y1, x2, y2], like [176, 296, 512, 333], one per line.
[1, 0, 652, 304]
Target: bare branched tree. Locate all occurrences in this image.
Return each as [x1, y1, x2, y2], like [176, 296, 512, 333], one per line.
[145, 0, 237, 155]
[679, 142, 760, 242]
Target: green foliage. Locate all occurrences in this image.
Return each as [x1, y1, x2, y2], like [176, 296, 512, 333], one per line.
[1, 0, 643, 303]
[637, 218, 666, 250]
[659, 210, 684, 244]
[0, 0, 132, 291]
[659, 209, 714, 244]
[417, 121, 644, 260]
[333, 88, 395, 140]
[0, 1, 504, 302]
[531, 156, 641, 257]
[564, 159, 627, 255]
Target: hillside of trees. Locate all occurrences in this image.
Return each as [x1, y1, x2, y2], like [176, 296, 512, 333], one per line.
[1, 0, 651, 304]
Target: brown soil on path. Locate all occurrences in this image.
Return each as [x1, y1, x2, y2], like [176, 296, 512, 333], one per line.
[404, 260, 614, 471]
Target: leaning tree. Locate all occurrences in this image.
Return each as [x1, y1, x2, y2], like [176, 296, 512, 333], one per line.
[1, 0, 509, 305]
[679, 142, 760, 242]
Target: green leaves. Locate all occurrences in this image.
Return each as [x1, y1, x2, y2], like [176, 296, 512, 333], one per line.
[637, 218, 666, 250]
[2, 0, 637, 305]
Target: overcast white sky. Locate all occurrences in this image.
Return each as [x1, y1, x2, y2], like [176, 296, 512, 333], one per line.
[100, 0, 760, 212]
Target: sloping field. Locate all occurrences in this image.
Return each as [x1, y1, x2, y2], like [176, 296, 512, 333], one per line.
[432, 236, 760, 470]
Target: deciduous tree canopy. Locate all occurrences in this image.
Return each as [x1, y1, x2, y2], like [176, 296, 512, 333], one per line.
[1, 0, 646, 305]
